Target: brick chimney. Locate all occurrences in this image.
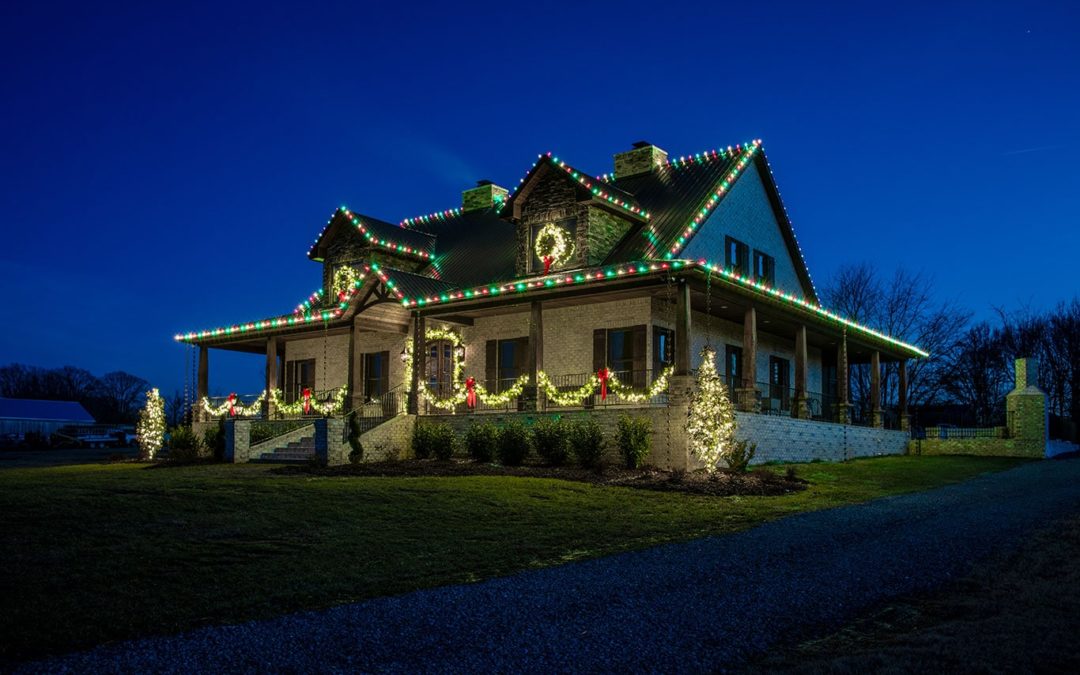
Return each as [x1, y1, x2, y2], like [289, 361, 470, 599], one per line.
[613, 141, 668, 178]
[462, 179, 509, 212]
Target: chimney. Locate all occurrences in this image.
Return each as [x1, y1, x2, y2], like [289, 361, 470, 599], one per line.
[613, 141, 668, 178]
[462, 179, 510, 212]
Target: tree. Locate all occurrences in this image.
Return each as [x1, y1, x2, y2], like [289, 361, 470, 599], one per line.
[686, 346, 737, 473]
[164, 389, 188, 427]
[93, 371, 150, 423]
[136, 388, 165, 460]
[942, 322, 1010, 425]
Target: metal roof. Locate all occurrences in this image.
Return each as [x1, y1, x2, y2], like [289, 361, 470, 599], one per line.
[0, 398, 95, 422]
[404, 207, 519, 289]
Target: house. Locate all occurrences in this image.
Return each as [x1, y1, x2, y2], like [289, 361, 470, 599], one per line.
[177, 140, 927, 466]
[0, 398, 96, 440]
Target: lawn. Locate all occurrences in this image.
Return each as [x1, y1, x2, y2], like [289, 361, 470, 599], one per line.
[0, 455, 1027, 663]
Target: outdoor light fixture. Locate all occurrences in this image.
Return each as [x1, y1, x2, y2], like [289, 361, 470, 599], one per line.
[400, 347, 408, 363]
[454, 344, 466, 362]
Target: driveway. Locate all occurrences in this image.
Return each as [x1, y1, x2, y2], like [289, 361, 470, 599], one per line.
[24, 458, 1080, 673]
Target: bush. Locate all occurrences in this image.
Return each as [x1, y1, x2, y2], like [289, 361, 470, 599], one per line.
[412, 421, 455, 460]
[203, 422, 226, 462]
[496, 421, 531, 466]
[725, 439, 757, 472]
[168, 426, 201, 462]
[348, 413, 362, 461]
[568, 419, 605, 468]
[616, 415, 652, 469]
[532, 417, 569, 466]
[464, 422, 499, 463]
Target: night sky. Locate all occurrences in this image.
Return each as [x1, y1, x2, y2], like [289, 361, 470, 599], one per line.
[2, 1, 1077, 396]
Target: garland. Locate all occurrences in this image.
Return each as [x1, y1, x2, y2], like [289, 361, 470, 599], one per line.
[269, 387, 348, 416]
[534, 223, 574, 274]
[536, 366, 674, 406]
[201, 392, 266, 417]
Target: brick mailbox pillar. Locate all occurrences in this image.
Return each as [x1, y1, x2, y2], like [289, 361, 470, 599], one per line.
[1005, 357, 1048, 458]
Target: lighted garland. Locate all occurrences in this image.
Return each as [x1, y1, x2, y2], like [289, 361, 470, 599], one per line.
[534, 223, 575, 274]
[536, 366, 674, 406]
[136, 388, 165, 459]
[201, 392, 266, 418]
[268, 387, 348, 416]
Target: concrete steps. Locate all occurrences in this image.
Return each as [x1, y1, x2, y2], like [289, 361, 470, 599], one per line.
[251, 435, 316, 464]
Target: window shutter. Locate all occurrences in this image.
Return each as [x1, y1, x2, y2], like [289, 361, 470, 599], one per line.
[632, 324, 647, 387]
[592, 329, 606, 372]
[486, 340, 497, 391]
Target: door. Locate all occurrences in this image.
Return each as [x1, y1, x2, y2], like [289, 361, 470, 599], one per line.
[426, 340, 454, 397]
[769, 356, 791, 413]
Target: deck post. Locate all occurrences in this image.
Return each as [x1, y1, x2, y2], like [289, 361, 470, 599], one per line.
[674, 278, 691, 376]
[264, 339, 278, 419]
[870, 350, 883, 427]
[836, 331, 851, 424]
[899, 359, 909, 431]
[197, 345, 209, 422]
[736, 306, 760, 412]
[528, 300, 544, 410]
[408, 314, 425, 415]
[794, 325, 810, 419]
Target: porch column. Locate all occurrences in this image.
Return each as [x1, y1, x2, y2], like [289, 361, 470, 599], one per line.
[836, 331, 851, 424]
[870, 350, 883, 427]
[736, 306, 760, 412]
[408, 314, 425, 414]
[264, 338, 278, 419]
[899, 359, 910, 431]
[197, 345, 209, 422]
[674, 278, 691, 376]
[794, 325, 810, 419]
[528, 300, 544, 410]
[347, 320, 359, 413]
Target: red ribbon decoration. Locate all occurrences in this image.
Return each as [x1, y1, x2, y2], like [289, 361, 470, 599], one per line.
[598, 368, 609, 402]
[302, 387, 312, 414]
[465, 376, 477, 409]
[227, 393, 237, 417]
[542, 255, 554, 275]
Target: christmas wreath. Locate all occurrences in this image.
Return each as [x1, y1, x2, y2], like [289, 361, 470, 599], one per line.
[534, 223, 575, 274]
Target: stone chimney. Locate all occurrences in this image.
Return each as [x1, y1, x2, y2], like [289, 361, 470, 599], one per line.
[462, 179, 509, 212]
[613, 141, 668, 178]
[1014, 357, 1040, 390]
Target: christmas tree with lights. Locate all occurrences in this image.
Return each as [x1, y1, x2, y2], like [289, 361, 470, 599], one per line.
[137, 388, 165, 460]
[686, 346, 737, 473]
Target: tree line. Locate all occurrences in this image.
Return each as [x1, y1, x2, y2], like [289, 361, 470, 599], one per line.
[824, 263, 1079, 432]
[0, 365, 156, 424]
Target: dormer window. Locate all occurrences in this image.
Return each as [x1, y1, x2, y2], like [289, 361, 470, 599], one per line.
[753, 250, 775, 286]
[725, 236, 749, 277]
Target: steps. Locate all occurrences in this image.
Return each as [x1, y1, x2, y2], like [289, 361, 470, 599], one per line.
[251, 436, 316, 464]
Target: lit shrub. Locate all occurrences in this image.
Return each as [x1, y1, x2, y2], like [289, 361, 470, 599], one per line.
[568, 419, 605, 468]
[616, 415, 652, 469]
[465, 422, 499, 463]
[496, 421, 531, 466]
[532, 417, 569, 466]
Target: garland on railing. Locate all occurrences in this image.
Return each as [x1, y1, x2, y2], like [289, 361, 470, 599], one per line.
[536, 366, 675, 406]
[201, 392, 266, 417]
[269, 387, 348, 416]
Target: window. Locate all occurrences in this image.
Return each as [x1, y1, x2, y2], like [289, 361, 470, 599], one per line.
[362, 352, 390, 401]
[725, 344, 743, 389]
[485, 337, 529, 393]
[653, 327, 674, 374]
[769, 356, 791, 412]
[593, 325, 647, 388]
[753, 250, 775, 286]
[725, 236, 749, 276]
[284, 359, 315, 403]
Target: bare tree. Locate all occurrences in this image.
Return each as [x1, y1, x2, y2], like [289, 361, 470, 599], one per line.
[94, 371, 149, 423]
[942, 322, 1010, 425]
[164, 389, 187, 427]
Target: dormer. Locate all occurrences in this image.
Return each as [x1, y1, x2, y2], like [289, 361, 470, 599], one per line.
[501, 154, 648, 276]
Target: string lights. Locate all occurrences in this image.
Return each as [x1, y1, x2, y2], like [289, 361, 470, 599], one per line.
[308, 207, 433, 261]
[136, 388, 165, 459]
[686, 346, 736, 473]
[498, 152, 649, 219]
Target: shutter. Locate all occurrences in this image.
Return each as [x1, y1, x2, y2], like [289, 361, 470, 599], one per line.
[380, 351, 390, 393]
[486, 339, 497, 391]
[592, 329, 606, 372]
[632, 324, 647, 387]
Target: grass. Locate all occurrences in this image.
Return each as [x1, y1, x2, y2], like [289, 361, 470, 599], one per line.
[0, 455, 1027, 662]
[751, 511, 1080, 673]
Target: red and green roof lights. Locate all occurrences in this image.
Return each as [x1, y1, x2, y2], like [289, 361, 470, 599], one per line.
[396, 258, 927, 357]
[307, 208, 432, 261]
[500, 152, 649, 220]
[400, 208, 462, 229]
[663, 140, 760, 260]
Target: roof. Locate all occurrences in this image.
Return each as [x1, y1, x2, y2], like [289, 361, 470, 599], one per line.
[402, 206, 518, 288]
[0, 398, 95, 423]
[308, 208, 436, 262]
[500, 153, 649, 222]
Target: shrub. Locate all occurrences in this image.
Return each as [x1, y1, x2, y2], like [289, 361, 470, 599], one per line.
[347, 413, 362, 460]
[203, 422, 226, 462]
[496, 421, 531, 466]
[568, 419, 605, 468]
[725, 439, 757, 472]
[168, 426, 201, 462]
[532, 417, 569, 466]
[412, 421, 455, 460]
[616, 415, 652, 469]
[464, 422, 499, 463]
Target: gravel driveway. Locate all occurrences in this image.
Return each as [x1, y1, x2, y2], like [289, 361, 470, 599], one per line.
[24, 458, 1080, 674]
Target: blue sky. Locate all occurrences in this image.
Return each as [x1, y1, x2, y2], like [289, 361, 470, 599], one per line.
[1, 0, 1077, 395]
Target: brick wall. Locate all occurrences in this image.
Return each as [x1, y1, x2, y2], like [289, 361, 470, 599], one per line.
[733, 413, 908, 464]
[281, 334, 350, 391]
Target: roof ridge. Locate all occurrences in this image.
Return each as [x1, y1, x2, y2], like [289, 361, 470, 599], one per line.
[399, 207, 462, 230]
[501, 152, 650, 220]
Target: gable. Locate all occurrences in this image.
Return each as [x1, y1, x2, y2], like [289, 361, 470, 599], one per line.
[682, 161, 812, 299]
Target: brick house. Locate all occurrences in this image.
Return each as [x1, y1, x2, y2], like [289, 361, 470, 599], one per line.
[178, 140, 928, 466]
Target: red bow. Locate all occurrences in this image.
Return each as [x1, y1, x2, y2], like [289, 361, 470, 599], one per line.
[598, 368, 609, 402]
[302, 387, 312, 414]
[542, 255, 554, 275]
[465, 376, 477, 409]
[227, 393, 237, 417]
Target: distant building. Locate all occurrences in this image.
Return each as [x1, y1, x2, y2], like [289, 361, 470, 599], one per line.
[0, 398, 95, 438]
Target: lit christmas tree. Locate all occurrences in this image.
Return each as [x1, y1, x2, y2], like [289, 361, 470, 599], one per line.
[137, 388, 165, 460]
[686, 346, 737, 473]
